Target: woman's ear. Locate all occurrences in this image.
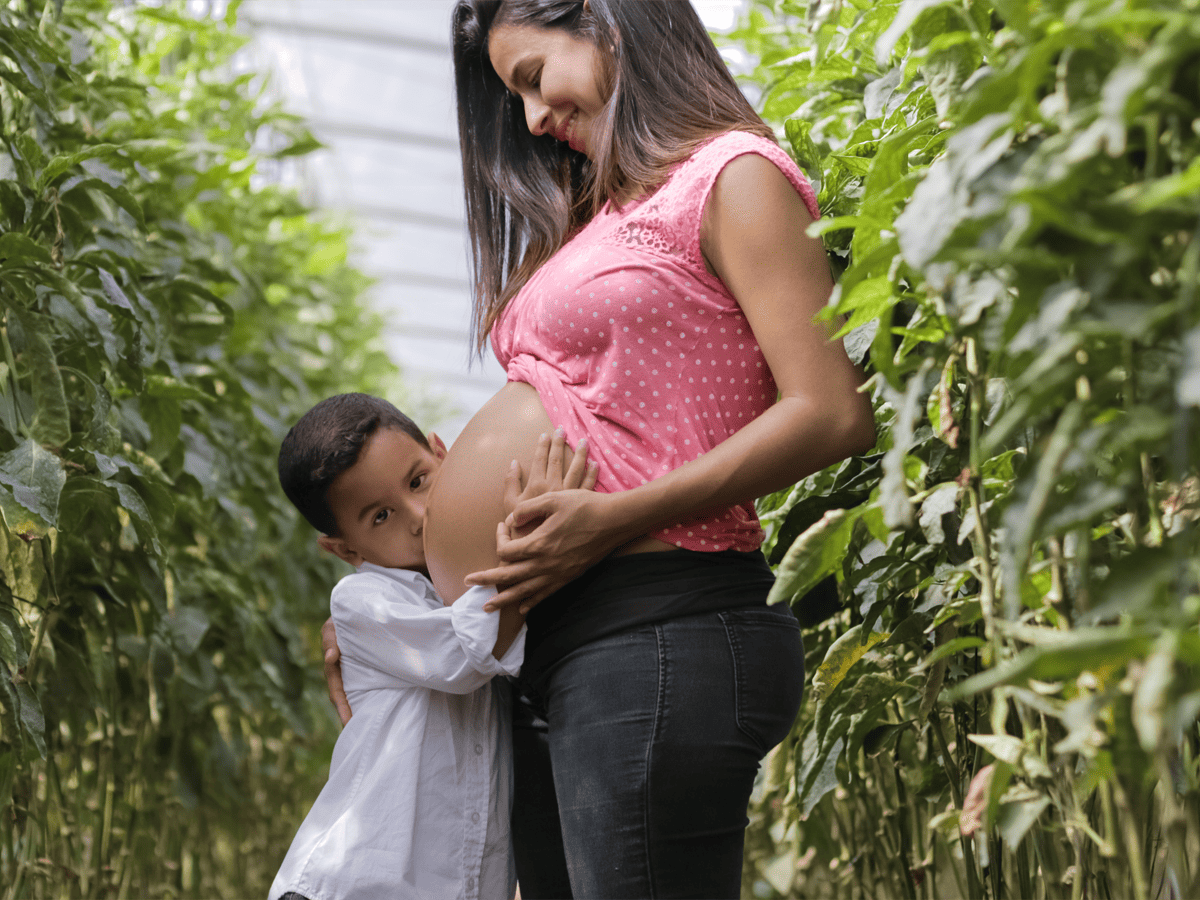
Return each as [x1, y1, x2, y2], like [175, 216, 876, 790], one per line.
[318, 535, 362, 566]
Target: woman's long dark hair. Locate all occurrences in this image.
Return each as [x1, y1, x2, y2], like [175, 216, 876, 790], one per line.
[452, 0, 774, 352]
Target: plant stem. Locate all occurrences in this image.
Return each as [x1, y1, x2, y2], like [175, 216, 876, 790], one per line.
[932, 713, 983, 898]
[1113, 777, 1150, 900]
[890, 749, 918, 900]
[0, 319, 26, 435]
[1156, 751, 1191, 899]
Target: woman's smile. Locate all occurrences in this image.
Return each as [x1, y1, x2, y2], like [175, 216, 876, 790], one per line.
[488, 23, 607, 158]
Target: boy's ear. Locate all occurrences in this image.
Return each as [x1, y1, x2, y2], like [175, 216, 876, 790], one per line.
[427, 432, 447, 460]
[318, 534, 362, 566]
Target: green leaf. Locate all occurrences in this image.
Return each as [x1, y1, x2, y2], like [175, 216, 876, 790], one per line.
[768, 507, 862, 606]
[0, 750, 15, 816]
[97, 268, 134, 313]
[0, 439, 66, 533]
[37, 143, 122, 189]
[875, 0, 954, 65]
[832, 276, 896, 339]
[920, 635, 984, 668]
[114, 482, 161, 555]
[968, 733, 1024, 766]
[948, 629, 1155, 699]
[811, 625, 891, 703]
[11, 676, 46, 758]
[0, 605, 27, 668]
[1132, 635, 1175, 752]
[167, 606, 210, 656]
[25, 329, 71, 446]
[895, 114, 1012, 268]
[861, 719, 913, 757]
[145, 373, 212, 403]
[785, 117, 821, 177]
[996, 794, 1050, 848]
[63, 177, 145, 227]
[999, 401, 1085, 618]
[798, 734, 845, 817]
[879, 361, 933, 529]
[0, 232, 53, 268]
[918, 482, 959, 544]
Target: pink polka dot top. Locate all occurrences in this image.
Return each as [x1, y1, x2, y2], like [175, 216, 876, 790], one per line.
[491, 132, 821, 552]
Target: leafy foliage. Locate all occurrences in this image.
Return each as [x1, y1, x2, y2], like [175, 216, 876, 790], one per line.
[0, 1, 405, 894]
[737, 0, 1200, 897]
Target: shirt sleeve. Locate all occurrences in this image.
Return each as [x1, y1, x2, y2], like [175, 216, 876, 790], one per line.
[452, 585, 525, 678]
[332, 578, 525, 694]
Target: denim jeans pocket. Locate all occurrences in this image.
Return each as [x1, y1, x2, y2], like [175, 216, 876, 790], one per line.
[720, 606, 805, 756]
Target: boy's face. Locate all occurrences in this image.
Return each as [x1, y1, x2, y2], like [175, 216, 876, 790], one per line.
[317, 427, 447, 574]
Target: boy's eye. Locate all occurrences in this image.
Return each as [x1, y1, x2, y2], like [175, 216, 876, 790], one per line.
[373, 508, 391, 525]
[410, 473, 426, 491]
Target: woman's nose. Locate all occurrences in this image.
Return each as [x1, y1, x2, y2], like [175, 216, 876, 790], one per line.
[523, 96, 552, 136]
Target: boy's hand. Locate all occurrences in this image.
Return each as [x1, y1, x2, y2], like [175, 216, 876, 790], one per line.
[321, 617, 352, 726]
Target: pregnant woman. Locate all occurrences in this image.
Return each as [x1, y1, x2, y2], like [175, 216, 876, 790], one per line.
[328, 1, 874, 897]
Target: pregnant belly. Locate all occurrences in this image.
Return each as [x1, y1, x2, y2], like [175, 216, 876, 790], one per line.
[424, 382, 675, 603]
[424, 382, 554, 602]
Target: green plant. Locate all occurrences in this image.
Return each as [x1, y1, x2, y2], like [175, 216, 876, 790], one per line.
[737, 1, 1200, 897]
[0, 1, 406, 895]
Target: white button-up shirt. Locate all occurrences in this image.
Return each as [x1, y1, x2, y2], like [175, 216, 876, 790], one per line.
[270, 563, 524, 900]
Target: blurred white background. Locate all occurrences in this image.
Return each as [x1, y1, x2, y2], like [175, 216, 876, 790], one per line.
[239, 0, 747, 440]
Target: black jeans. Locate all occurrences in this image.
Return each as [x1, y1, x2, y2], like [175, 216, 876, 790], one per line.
[512, 604, 804, 899]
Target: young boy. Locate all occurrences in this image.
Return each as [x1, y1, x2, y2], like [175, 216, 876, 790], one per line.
[270, 393, 588, 900]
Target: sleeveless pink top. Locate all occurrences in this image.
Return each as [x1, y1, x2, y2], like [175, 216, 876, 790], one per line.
[492, 132, 820, 552]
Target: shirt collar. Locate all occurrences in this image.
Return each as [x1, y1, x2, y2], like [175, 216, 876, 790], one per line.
[357, 561, 434, 591]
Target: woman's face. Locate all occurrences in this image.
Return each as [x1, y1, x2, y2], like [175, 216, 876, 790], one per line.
[488, 22, 608, 159]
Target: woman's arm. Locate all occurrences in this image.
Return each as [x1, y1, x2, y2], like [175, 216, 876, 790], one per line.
[471, 154, 876, 611]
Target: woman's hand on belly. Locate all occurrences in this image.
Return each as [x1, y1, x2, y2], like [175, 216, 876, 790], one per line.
[469, 488, 643, 612]
[505, 428, 599, 524]
[424, 382, 609, 606]
[478, 431, 605, 610]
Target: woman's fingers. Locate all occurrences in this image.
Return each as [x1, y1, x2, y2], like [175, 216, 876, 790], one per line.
[507, 491, 562, 530]
[321, 617, 352, 725]
[520, 429, 567, 499]
[493, 517, 514, 556]
[582, 459, 599, 491]
[497, 577, 560, 614]
[546, 427, 566, 483]
[530, 430, 552, 482]
[479, 571, 560, 611]
[466, 558, 542, 590]
[502, 458, 524, 516]
[562, 436, 590, 489]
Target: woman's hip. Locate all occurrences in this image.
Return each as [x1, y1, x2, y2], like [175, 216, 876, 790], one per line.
[524, 606, 804, 898]
[533, 604, 804, 757]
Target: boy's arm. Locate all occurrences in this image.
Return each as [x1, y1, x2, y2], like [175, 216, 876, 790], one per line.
[322, 618, 353, 725]
[333, 576, 520, 696]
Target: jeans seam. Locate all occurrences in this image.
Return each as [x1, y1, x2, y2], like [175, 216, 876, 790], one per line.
[719, 612, 749, 747]
[642, 624, 666, 899]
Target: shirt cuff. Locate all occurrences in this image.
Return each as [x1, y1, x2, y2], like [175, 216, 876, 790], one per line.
[450, 585, 525, 677]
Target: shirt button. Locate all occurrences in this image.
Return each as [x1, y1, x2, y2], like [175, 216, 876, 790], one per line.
[474, 743, 484, 755]
[467, 877, 475, 891]
[472, 811, 481, 823]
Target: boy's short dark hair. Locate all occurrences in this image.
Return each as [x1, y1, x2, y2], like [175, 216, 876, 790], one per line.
[278, 393, 428, 536]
